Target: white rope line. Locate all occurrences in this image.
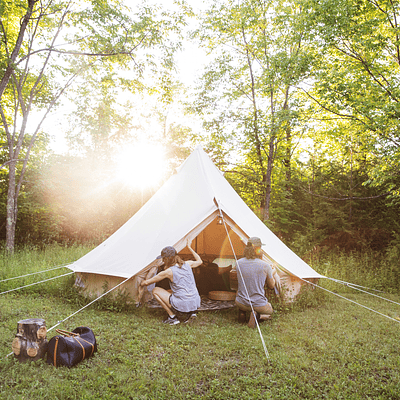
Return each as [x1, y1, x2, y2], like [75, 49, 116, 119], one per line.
[327, 278, 400, 306]
[328, 278, 384, 293]
[302, 278, 400, 324]
[47, 276, 131, 332]
[214, 199, 270, 361]
[0, 264, 72, 283]
[0, 272, 74, 295]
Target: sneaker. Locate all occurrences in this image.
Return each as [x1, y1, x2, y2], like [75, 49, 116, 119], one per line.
[259, 314, 272, 321]
[182, 313, 197, 324]
[163, 315, 180, 325]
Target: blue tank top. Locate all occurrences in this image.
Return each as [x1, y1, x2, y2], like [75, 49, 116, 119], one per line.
[169, 262, 201, 313]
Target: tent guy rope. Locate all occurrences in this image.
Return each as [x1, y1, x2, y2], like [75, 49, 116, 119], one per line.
[328, 279, 384, 293]
[46, 275, 133, 333]
[0, 271, 74, 295]
[0, 264, 71, 283]
[327, 278, 400, 306]
[302, 278, 400, 324]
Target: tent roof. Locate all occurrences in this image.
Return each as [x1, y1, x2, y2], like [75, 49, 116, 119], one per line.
[70, 145, 323, 280]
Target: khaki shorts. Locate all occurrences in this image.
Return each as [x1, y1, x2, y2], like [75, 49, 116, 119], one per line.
[235, 300, 273, 315]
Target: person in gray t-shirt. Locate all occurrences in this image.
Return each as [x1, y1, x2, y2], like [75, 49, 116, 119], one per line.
[235, 236, 276, 328]
[140, 239, 202, 325]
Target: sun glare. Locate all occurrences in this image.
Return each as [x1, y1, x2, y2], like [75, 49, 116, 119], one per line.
[116, 142, 166, 189]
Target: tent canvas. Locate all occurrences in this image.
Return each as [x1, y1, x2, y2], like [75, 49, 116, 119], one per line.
[69, 146, 324, 304]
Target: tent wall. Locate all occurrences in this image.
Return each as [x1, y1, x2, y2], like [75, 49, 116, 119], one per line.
[76, 273, 136, 302]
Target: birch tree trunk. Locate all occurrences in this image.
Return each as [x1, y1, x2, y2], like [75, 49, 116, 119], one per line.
[6, 161, 17, 252]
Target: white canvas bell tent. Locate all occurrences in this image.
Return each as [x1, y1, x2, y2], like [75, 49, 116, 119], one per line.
[69, 145, 324, 304]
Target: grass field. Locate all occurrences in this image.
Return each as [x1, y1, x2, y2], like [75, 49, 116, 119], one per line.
[0, 246, 399, 399]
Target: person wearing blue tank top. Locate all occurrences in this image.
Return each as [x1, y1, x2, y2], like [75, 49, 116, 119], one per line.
[140, 239, 202, 325]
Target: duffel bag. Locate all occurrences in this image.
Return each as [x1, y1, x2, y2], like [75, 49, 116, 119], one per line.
[46, 327, 97, 367]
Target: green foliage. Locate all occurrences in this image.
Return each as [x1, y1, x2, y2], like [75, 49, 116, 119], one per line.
[1, 0, 400, 255]
[93, 280, 136, 313]
[291, 285, 330, 311]
[301, 0, 400, 200]
[0, 244, 90, 298]
[184, 0, 400, 250]
[386, 231, 400, 264]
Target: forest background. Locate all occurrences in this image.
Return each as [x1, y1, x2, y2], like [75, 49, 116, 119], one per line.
[1, 0, 400, 288]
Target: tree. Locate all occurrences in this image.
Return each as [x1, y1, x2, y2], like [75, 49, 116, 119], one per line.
[302, 0, 400, 202]
[0, 0, 182, 251]
[191, 0, 311, 221]
[0, 0, 37, 99]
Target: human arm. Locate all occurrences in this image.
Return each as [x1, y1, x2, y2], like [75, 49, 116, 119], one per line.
[137, 265, 158, 303]
[140, 268, 173, 287]
[266, 263, 282, 294]
[185, 239, 202, 268]
[264, 263, 276, 290]
[272, 267, 282, 294]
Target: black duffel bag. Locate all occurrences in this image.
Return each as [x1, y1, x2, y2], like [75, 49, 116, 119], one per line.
[47, 327, 97, 367]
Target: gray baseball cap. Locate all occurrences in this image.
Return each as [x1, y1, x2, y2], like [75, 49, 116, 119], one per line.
[247, 237, 265, 247]
[157, 246, 177, 259]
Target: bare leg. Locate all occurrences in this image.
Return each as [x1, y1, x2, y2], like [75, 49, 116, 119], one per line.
[152, 287, 174, 316]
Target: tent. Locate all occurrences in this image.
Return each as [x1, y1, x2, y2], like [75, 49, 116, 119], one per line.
[69, 145, 324, 304]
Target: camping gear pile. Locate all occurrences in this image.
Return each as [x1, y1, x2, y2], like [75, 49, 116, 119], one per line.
[12, 319, 97, 367]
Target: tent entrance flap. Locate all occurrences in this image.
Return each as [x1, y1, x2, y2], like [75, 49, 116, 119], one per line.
[179, 213, 246, 259]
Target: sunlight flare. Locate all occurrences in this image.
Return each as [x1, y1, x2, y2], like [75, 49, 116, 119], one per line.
[115, 142, 166, 189]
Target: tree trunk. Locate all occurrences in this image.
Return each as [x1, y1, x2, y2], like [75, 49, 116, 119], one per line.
[0, 0, 38, 100]
[283, 87, 292, 193]
[12, 318, 48, 362]
[6, 162, 17, 252]
[285, 125, 292, 192]
[262, 87, 277, 222]
[262, 136, 275, 221]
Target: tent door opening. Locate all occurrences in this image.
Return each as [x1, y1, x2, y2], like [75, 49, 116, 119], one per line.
[157, 216, 246, 295]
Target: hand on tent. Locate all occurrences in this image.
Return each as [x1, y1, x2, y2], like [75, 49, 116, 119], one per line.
[270, 265, 282, 295]
[274, 273, 282, 296]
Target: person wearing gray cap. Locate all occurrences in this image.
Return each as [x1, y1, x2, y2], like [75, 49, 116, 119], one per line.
[140, 239, 202, 325]
[235, 236, 276, 328]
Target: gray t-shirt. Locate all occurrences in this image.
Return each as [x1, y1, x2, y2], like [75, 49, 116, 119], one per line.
[235, 257, 273, 307]
[169, 262, 201, 313]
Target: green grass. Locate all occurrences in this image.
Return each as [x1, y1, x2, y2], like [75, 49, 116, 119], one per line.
[308, 247, 400, 294]
[0, 246, 400, 399]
